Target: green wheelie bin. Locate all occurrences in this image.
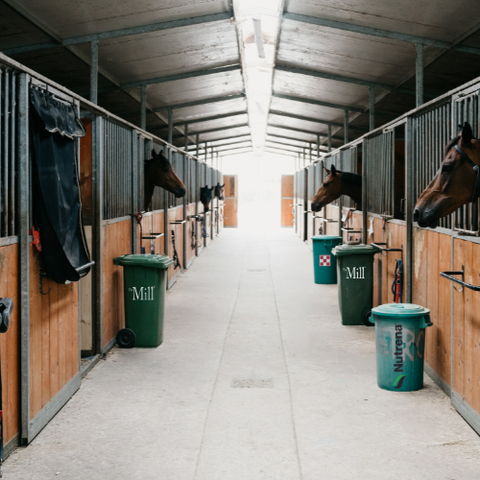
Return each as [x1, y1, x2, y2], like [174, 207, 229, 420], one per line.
[370, 303, 432, 392]
[332, 243, 381, 325]
[312, 235, 342, 284]
[113, 254, 173, 348]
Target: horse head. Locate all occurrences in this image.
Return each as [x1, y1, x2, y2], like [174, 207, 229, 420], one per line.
[144, 149, 186, 210]
[200, 186, 214, 212]
[414, 122, 480, 228]
[312, 164, 363, 211]
[214, 183, 225, 200]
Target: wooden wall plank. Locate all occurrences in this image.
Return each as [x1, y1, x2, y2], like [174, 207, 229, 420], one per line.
[0, 244, 20, 444]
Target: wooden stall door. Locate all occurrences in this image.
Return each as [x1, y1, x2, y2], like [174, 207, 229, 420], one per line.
[281, 175, 294, 227]
[224, 175, 238, 228]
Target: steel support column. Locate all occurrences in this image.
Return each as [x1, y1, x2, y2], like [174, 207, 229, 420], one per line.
[369, 86, 375, 131]
[416, 44, 424, 107]
[19, 73, 30, 443]
[90, 40, 98, 104]
[328, 124, 332, 153]
[344, 110, 349, 144]
[165, 108, 173, 256]
[140, 85, 146, 131]
[183, 124, 188, 269]
[405, 118, 414, 302]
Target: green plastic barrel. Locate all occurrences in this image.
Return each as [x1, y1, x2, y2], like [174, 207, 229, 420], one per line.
[332, 244, 381, 325]
[312, 235, 342, 284]
[370, 303, 432, 392]
[113, 254, 174, 347]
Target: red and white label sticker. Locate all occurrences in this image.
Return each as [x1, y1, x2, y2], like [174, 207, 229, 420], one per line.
[319, 255, 331, 266]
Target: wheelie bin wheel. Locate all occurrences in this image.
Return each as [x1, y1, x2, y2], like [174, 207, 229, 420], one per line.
[116, 328, 136, 348]
[363, 309, 374, 327]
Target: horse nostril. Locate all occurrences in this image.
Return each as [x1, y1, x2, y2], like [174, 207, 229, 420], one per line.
[413, 209, 420, 222]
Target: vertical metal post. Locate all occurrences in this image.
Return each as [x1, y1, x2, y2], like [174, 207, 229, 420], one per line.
[369, 86, 375, 131]
[183, 124, 188, 269]
[131, 131, 138, 254]
[195, 134, 200, 256]
[165, 108, 173, 256]
[328, 124, 332, 153]
[405, 117, 414, 302]
[92, 116, 104, 354]
[317, 134, 320, 160]
[416, 44, 424, 108]
[90, 40, 98, 105]
[362, 139, 368, 244]
[19, 74, 30, 443]
[338, 151, 343, 238]
[140, 85, 146, 131]
[344, 110, 349, 144]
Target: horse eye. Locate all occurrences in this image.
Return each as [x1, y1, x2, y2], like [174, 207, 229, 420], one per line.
[442, 164, 453, 173]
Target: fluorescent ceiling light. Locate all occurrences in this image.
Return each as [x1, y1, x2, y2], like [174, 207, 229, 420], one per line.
[233, 0, 284, 154]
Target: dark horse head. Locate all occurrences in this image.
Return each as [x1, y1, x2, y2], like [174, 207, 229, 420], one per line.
[144, 149, 186, 210]
[200, 186, 214, 212]
[214, 183, 225, 200]
[311, 164, 362, 211]
[414, 122, 480, 228]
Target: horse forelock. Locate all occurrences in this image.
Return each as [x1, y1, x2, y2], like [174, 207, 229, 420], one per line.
[340, 171, 362, 187]
[445, 136, 460, 156]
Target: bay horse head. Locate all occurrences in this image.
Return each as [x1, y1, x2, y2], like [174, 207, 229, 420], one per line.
[414, 122, 480, 228]
[200, 186, 214, 212]
[144, 149, 186, 210]
[311, 164, 362, 211]
[214, 183, 225, 200]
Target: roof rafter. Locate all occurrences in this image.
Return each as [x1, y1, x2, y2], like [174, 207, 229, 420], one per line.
[272, 93, 364, 113]
[174, 110, 246, 127]
[154, 94, 245, 111]
[2, 10, 234, 54]
[269, 110, 365, 131]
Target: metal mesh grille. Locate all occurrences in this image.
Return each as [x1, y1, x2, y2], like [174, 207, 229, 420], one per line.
[103, 120, 132, 220]
[0, 68, 18, 237]
[412, 101, 452, 230]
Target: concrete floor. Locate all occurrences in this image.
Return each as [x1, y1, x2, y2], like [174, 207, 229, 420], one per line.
[5, 229, 480, 479]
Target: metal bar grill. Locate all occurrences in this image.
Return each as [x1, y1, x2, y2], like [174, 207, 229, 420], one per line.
[103, 120, 133, 220]
[0, 67, 18, 237]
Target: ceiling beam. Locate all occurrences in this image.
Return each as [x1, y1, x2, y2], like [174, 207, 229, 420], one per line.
[275, 64, 392, 90]
[186, 134, 251, 148]
[123, 65, 240, 89]
[174, 110, 246, 127]
[266, 135, 328, 151]
[267, 133, 325, 147]
[269, 110, 366, 131]
[2, 10, 234, 54]
[282, 12, 451, 49]
[215, 141, 252, 151]
[154, 93, 245, 111]
[264, 147, 297, 158]
[219, 147, 253, 156]
[265, 140, 309, 154]
[272, 93, 364, 113]
[191, 123, 249, 136]
[268, 124, 345, 141]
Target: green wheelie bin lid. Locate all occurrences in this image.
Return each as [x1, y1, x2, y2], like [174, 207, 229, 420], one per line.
[113, 254, 174, 269]
[312, 235, 342, 242]
[332, 243, 381, 256]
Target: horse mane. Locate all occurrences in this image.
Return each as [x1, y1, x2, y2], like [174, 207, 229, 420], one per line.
[340, 171, 362, 187]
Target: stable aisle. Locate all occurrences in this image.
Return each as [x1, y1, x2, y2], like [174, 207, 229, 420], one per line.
[5, 229, 480, 479]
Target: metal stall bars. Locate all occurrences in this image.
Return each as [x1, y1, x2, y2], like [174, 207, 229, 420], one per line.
[0, 67, 18, 239]
[306, 162, 315, 245]
[312, 159, 325, 235]
[453, 87, 479, 234]
[321, 151, 341, 236]
[412, 99, 453, 231]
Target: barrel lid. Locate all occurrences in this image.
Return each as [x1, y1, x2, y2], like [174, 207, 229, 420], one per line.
[312, 235, 342, 241]
[113, 254, 174, 269]
[371, 303, 430, 317]
[332, 243, 381, 256]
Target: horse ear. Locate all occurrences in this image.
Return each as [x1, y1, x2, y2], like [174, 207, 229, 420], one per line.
[331, 164, 337, 176]
[210, 187, 214, 192]
[151, 149, 157, 159]
[461, 122, 473, 144]
[323, 165, 330, 174]
[221, 184, 225, 188]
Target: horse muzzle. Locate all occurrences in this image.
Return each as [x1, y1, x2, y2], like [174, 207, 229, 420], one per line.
[174, 187, 186, 198]
[311, 201, 323, 212]
[413, 208, 438, 229]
